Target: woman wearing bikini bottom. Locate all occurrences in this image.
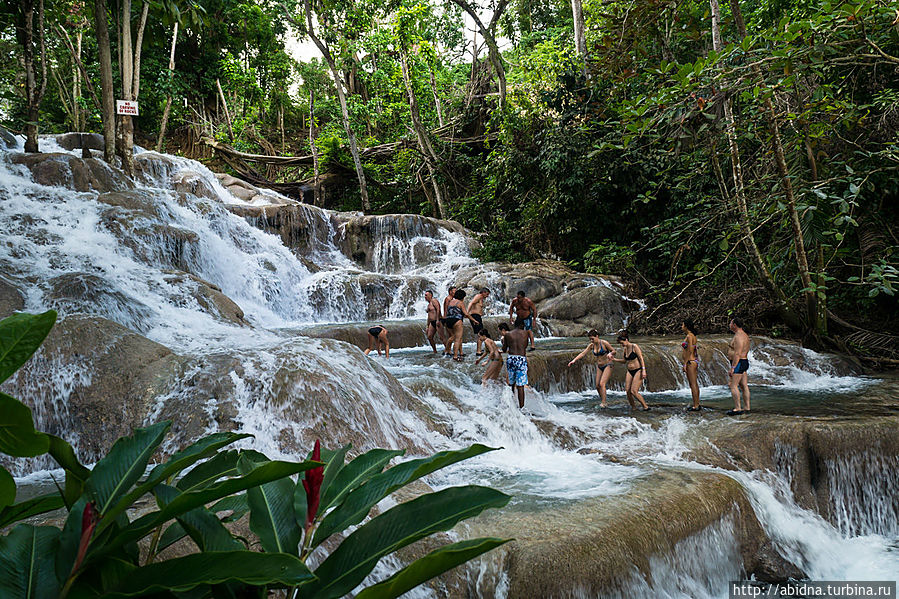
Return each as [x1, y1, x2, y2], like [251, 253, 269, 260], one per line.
[364, 325, 390, 358]
[613, 330, 649, 411]
[568, 329, 616, 408]
[681, 319, 701, 411]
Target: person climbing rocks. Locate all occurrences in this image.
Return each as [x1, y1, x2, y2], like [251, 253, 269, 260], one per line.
[509, 290, 538, 352]
[467, 288, 490, 356]
[474, 328, 503, 385]
[500, 321, 529, 408]
[613, 330, 650, 411]
[424, 290, 442, 354]
[364, 325, 389, 358]
[568, 329, 616, 408]
[682, 319, 701, 412]
[727, 317, 751, 415]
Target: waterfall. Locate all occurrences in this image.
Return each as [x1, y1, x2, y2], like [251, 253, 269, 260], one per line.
[1, 136, 896, 596]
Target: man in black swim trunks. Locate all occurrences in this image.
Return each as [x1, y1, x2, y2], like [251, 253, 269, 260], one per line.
[364, 325, 390, 358]
[425, 290, 441, 354]
[467, 288, 490, 356]
[727, 317, 750, 414]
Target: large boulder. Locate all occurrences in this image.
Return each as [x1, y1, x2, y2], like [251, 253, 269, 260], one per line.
[0, 126, 17, 149]
[10, 153, 133, 192]
[53, 132, 105, 152]
[462, 468, 803, 597]
[162, 271, 247, 325]
[539, 284, 627, 335]
[0, 275, 25, 319]
[46, 272, 154, 332]
[0, 315, 179, 466]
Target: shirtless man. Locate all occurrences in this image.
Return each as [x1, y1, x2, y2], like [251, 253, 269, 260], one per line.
[440, 285, 456, 355]
[467, 288, 490, 356]
[500, 321, 529, 408]
[474, 328, 503, 385]
[424, 290, 442, 353]
[727, 317, 751, 415]
[509, 290, 538, 351]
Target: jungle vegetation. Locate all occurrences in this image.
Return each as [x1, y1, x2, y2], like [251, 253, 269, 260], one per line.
[1, 0, 898, 349]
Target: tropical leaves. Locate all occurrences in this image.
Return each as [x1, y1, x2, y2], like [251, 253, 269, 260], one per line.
[0, 312, 512, 599]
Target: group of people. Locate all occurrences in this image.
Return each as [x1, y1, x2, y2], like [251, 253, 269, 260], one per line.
[364, 286, 753, 414]
[567, 317, 752, 414]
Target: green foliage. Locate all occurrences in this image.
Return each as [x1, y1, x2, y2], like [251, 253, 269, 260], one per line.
[583, 242, 637, 275]
[0, 312, 511, 599]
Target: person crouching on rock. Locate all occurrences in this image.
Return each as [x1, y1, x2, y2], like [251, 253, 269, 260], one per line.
[613, 330, 649, 411]
[682, 319, 701, 412]
[500, 321, 529, 409]
[364, 325, 389, 358]
[475, 328, 503, 386]
[568, 329, 616, 408]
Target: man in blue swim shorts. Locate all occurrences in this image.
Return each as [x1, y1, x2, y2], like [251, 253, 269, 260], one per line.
[509, 290, 538, 352]
[727, 317, 751, 415]
[500, 321, 529, 408]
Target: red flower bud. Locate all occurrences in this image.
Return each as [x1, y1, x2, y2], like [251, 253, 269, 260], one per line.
[302, 440, 324, 530]
[73, 502, 98, 573]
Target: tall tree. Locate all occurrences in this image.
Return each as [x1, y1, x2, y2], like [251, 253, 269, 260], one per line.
[296, 0, 370, 211]
[570, 0, 585, 69]
[449, 0, 509, 109]
[116, 0, 149, 175]
[155, 21, 178, 151]
[16, 0, 47, 153]
[93, 0, 116, 162]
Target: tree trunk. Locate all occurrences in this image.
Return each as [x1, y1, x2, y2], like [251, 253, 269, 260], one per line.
[427, 63, 444, 128]
[73, 30, 82, 130]
[18, 0, 47, 153]
[708, 0, 791, 311]
[401, 50, 445, 218]
[303, 0, 370, 211]
[156, 21, 178, 152]
[309, 89, 322, 207]
[450, 0, 509, 109]
[93, 0, 116, 162]
[216, 78, 235, 140]
[728, 0, 821, 335]
[571, 0, 586, 68]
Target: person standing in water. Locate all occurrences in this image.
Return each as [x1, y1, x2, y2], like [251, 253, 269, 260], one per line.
[440, 285, 456, 355]
[682, 319, 701, 411]
[474, 328, 503, 385]
[613, 330, 649, 411]
[424, 290, 442, 354]
[567, 329, 616, 408]
[500, 321, 529, 408]
[509, 291, 538, 351]
[364, 325, 390, 358]
[445, 289, 476, 361]
[727, 317, 751, 415]
[467, 288, 490, 357]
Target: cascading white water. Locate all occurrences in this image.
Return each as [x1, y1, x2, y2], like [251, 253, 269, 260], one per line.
[2, 137, 896, 596]
[825, 451, 899, 538]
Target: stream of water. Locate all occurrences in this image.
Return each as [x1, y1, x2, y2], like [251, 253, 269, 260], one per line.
[1, 138, 896, 597]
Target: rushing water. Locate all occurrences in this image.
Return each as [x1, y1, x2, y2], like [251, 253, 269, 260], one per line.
[1, 138, 897, 597]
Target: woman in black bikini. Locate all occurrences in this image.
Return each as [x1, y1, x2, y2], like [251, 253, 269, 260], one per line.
[568, 329, 616, 408]
[613, 330, 649, 411]
[444, 290, 475, 361]
[364, 325, 389, 358]
[681, 319, 700, 411]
